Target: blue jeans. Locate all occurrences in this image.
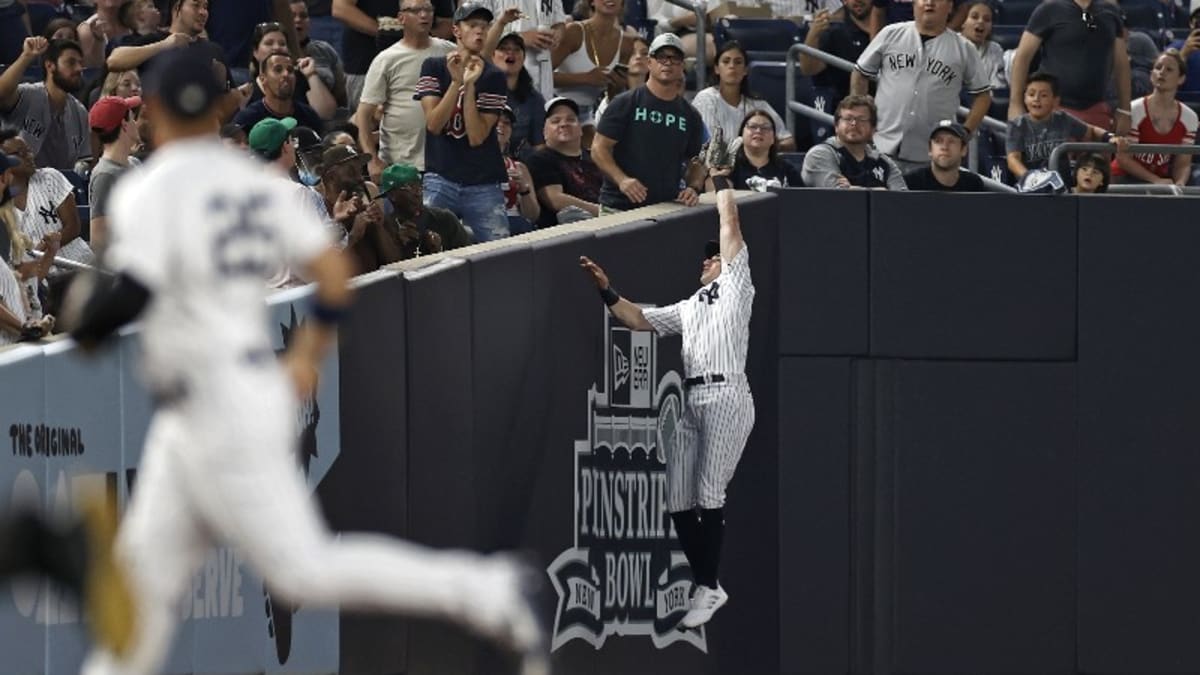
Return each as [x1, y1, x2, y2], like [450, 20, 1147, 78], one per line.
[307, 15, 344, 61]
[422, 173, 509, 243]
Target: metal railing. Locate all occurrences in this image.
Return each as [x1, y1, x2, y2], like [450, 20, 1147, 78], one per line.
[660, 0, 707, 90]
[1047, 142, 1200, 194]
[786, 101, 1017, 193]
[27, 250, 104, 274]
[783, 42, 1007, 172]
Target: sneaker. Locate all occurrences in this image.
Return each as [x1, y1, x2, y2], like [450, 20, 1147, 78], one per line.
[472, 554, 550, 675]
[78, 496, 137, 657]
[680, 584, 728, 629]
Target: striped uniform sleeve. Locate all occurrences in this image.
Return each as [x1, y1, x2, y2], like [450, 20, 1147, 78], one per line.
[855, 24, 893, 78]
[723, 246, 752, 290]
[960, 34, 992, 96]
[643, 302, 684, 337]
[475, 68, 508, 115]
[414, 56, 445, 101]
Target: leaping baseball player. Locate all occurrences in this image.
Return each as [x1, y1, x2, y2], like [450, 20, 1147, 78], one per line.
[579, 169, 754, 630]
[60, 46, 548, 675]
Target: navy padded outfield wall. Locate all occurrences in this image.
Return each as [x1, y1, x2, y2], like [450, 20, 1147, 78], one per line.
[4, 191, 1200, 674]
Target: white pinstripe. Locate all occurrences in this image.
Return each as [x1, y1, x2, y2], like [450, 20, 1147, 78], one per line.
[644, 246, 756, 512]
[14, 168, 95, 265]
[0, 262, 27, 346]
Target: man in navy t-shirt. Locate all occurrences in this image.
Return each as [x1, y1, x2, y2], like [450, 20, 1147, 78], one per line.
[415, 2, 509, 242]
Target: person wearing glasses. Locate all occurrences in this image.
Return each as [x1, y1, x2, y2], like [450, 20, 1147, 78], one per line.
[802, 94, 908, 190]
[592, 33, 705, 213]
[713, 110, 802, 191]
[1006, 0, 1131, 134]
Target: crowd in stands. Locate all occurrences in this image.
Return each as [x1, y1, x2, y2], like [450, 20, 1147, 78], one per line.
[0, 0, 1198, 344]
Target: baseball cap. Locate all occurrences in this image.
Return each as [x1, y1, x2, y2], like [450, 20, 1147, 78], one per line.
[544, 96, 580, 115]
[498, 31, 525, 49]
[379, 163, 421, 193]
[649, 33, 685, 57]
[453, 2, 493, 22]
[0, 153, 19, 173]
[248, 117, 297, 156]
[319, 143, 371, 175]
[143, 45, 225, 119]
[704, 240, 719, 260]
[292, 125, 322, 152]
[929, 119, 969, 142]
[89, 96, 141, 133]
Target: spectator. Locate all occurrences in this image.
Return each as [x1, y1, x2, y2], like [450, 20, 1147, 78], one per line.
[1167, 6, 1200, 92]
[289, 0, 348, 108]
[802, 94, 908, 189]
[477, 0, 568, 97]
[106, 0, 228, 79]
[79, 0, 133, 68]
[902, 118, 987, 191]
[870, 0, 968, 36]
[86, 95, 140, 249]
[416, 2, 511, 242]
[101, 68, 142, 98]
[551, 0, 632, 146]
[43, 17, 80, 43]
[528, 96, 604, 225]
[647, 0, 715, 65]
[720, 109, 802, 191]
[592, 33, 705, 213]
[0, 153, 41, 345]
[494, 32, 545, 157]
[323, 127, 357, 147]
[1006, 72, 1121, 182]
[799, 0, 873, 105]
[1072, 152, 1110, 192]
[233, 51, 325, 132]
[314, 142, 405, 274]
[378, 162, 473, 255]
[1007, 0, 1130, 133]
[594, 34, 648, 128]
[851, 0, 991, 173]
[1113, 50, 1197, 185]
[958, 1, 1004, 89]
[219, 121, 247, 149]
[692, 41, 795, 154]
[236, 22, 336, 120]
[205, 0, 302, 86]
[334, 0, 456, 109]
[0, 128, 93, 268]
[356, 0, 453, 179]
[0, 38, 91, 173]
[496, 105, 539, 233]
[121, 0, 163, 37]
[1127, 28, 1160, 99]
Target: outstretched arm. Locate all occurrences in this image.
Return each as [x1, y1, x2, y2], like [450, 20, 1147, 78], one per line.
[710, 169, 744, 261]
[579, 256, 653, 331]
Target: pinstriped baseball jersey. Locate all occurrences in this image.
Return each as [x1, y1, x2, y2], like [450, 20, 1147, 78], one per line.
[14, 168, 95, 265]
[642, 245, 754, 378]
[0, 260, 26, 346]
[855, 22, 991, 162]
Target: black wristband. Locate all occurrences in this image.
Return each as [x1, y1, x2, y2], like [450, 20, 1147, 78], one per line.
[310, 298, 347, 326]
[712, 176, 732, 192]
[599, 286, 620, 307]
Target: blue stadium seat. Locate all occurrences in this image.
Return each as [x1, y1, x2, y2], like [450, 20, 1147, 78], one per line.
[1119, 0, 1166, 40]
[809, 85, 838, 144]
[61, 169, 88, 205]
[990, 24, 1024, 50]
[25, 3, 62, 37]
[624, 0, 648, 23]
[778, 151, 806, 176]
[747, 61, 816, 146]
[714, 18, 803, 53]
[995, 0, 1042, 25]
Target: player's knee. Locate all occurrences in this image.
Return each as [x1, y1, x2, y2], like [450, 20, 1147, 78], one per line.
[263, 554, 334, 604]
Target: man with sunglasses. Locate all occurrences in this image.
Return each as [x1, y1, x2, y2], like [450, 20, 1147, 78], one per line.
[592, 32, 706, 213]
[1007, 0, 1131, 133]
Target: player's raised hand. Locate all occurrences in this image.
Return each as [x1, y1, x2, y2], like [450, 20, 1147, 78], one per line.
[22, 37, 49, 59]
[579, 256, 610, 289]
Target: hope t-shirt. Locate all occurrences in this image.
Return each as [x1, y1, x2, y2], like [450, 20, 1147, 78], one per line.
[596, 86, 704, 210]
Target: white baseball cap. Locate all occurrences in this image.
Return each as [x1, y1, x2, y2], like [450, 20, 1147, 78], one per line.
[648, 33, 685, 56]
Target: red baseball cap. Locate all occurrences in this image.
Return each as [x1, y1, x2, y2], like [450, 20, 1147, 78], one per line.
[89, 96, 142, 133]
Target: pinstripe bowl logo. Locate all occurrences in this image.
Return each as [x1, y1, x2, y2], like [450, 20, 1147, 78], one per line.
[546, 310, 707, 652]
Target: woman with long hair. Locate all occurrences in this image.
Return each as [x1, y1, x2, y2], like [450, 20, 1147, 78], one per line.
[958, 1, 1005, 88]
[236, 21, 336, 120]
[691, 41, 796, 153]
[0, 154, 57, 345]
[552, 0, 635, 148]
[710, 109, 802, 191]
[1113, 50, 1198, 185]
[492, 32, 546, 158]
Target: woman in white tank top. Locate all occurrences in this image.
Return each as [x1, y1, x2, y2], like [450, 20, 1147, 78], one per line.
[551, 0, 635, 147]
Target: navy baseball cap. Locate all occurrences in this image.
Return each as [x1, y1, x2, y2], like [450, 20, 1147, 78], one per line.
[930, 119, 969, 142]
[143, 46, 225, 119]
[704, 240, 719, 259]
[0, 153, 19, 173]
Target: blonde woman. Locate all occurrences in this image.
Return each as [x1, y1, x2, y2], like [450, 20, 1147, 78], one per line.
[0, 155, 56, 345]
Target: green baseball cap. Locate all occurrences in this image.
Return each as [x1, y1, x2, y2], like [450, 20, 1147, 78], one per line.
[248, 117, 297, 156]
[379, 163, 421, 193]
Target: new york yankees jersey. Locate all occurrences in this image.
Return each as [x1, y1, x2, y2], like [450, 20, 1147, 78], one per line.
[855, 22, 990, 162]
[104, 138, 331, 390]
[643, 245, 754, 377]
[15, 168, 95, 265]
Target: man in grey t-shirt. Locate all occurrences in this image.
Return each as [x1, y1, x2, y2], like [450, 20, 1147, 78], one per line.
[0, 37, 91, 173]
[87, 96, 142, 249]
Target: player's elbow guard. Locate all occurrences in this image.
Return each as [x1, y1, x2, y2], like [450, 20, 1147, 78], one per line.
[63, 272, 152, 350]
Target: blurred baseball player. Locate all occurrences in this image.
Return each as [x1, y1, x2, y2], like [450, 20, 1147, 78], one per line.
[62, 46, 547, 675]
[579, 170, 754, 630]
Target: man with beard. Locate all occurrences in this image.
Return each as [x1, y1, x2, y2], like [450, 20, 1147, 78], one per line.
[902, 119, 986, 191]
[234, 51, 325, 133]
[0, 37, 91, 172]
[799, 0, 873, 104]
